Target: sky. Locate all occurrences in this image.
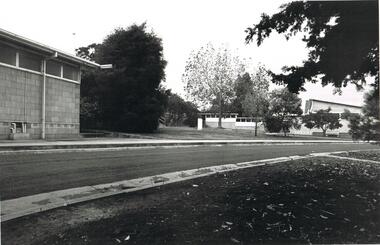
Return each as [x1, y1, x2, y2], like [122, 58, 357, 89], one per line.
[1, 0, 372, 109]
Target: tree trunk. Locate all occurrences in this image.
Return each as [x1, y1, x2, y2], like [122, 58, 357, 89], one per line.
[218, 92, 222, 128]
[254, 117, 258, 137]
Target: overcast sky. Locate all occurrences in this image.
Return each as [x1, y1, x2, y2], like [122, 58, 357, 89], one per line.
[1, 0, 371, 108]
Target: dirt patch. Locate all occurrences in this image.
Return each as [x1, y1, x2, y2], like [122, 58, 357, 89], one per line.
[2, 157, 380, 244]
[31, 199, 51, 205]
[151, 176, 170, 183]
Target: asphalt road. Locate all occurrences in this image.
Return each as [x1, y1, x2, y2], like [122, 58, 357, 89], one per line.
[0, 143, 378, 200]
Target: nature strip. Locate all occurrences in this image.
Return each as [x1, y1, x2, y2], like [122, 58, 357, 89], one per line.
[1, 155, 311, 222]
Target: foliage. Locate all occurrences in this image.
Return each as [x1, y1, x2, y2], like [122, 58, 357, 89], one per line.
[302, 108, 342, 136]
[77, 24, 168, 133]
[241, 67, 270, 136]
[265, 88, 303, 135]
[231, 66, 270, 116]
[263, 115, 283, 133]
[165, 93, 199, 127]
[363, 87, 379, 119]
[231, 73, 254, 115]
[341, 110, 379, 141]
[246, 1, 379, 93]
[182, 43, 244, 127]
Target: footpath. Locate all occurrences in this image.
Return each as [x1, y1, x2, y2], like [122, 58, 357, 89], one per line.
[0, 138, 359, 152]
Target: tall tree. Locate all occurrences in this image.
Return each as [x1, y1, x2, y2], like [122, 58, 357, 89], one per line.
[77, 24, 168, 132]
[302, 108, 342, 136]
[246, 1, 379, 118]
[182, 43, 244, 128]
[232, 72, 254, 115]
[265, 88, 303, 136]
[242, 93, 268, 136]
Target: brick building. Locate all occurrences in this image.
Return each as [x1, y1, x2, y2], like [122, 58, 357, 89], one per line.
[0, 28, 100, 139]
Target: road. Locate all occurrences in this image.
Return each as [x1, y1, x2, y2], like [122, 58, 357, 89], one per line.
[0, 143, 378, 200]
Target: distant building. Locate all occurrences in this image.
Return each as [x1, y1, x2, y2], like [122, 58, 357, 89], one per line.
[198, 113, 265, 132]
[198, 99, 362, 137]
[290, 99, 363, 136]
[0, 28, 100, 139]
[304, 99, 362, 115]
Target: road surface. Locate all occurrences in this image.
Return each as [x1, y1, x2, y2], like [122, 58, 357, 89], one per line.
[0, 143, 378, 200]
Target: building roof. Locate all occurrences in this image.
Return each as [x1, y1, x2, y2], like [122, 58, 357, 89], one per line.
[308, 99, 362, 109]
[0, 28, 100, 68]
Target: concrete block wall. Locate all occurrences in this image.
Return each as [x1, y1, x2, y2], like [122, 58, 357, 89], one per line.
[45, 76, 79, 138]
[0, 66, 42, 139]
[0, 65, 80, 139]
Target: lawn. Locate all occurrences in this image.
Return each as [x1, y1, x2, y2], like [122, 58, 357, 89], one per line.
[3, 154, 379, 245]
[335, 150, 380, 162]
[139, 127, 351, 140]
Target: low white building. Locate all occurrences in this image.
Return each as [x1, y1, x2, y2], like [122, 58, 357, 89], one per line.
[198, 113, 265, 132]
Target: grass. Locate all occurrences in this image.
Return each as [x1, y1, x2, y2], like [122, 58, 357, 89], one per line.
[335, 150, 380, 162]
[3, 154, 379, 245]
[140, 127, 351, 140]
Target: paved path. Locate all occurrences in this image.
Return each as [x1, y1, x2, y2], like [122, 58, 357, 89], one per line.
[0, 143, 377, 200]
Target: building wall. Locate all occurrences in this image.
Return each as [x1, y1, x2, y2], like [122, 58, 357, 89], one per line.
[205, 117, 236, 129]
[45, 76, 80, 139]
[308, 100, 362, 114]
[0, 65, 79, 139]
[289, 119, 351, 136]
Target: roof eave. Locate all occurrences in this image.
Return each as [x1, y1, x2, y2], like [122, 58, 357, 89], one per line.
[0, 28, 100, 68]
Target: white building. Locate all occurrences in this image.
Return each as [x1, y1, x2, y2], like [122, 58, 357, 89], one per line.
[198, 113, 265, 132]
[290, 99, 363, 136]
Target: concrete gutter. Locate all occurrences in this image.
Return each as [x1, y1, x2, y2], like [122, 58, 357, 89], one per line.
[0, 139, 363, 152]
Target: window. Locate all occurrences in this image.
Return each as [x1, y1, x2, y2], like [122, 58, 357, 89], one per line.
[63, 63, 79, 81]
[19, 50, 42, 72]
[0, 42, 16, 65]
[46, 60, 61, 77]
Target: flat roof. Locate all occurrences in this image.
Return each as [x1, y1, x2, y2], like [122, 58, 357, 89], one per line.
[309, 99, 362, 109]
[0, 28, 100, 68]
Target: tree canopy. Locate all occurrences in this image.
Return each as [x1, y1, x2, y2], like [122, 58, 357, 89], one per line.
[182, 43, 244, 127]
[265, 88, 303, 135]
[302, 108, 342, 136]
[78, 24, 168, 132]
[164, 93, 199, 127]
[246, 1, 378, 93]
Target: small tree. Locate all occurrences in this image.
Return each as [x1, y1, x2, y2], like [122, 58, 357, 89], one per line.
[241, 66, 270, 136]
[243, 93, 268, 136]
[183, 43, 244, 128]
[265, 88, 303, 136]
[302, 108, 342, 136]
[342, 110, 380, 141]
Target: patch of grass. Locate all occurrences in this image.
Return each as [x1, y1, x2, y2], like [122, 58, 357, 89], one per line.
[20, 157, 380, 245]
[145, 127, 350, 140]
[335, 150, 380, 162]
